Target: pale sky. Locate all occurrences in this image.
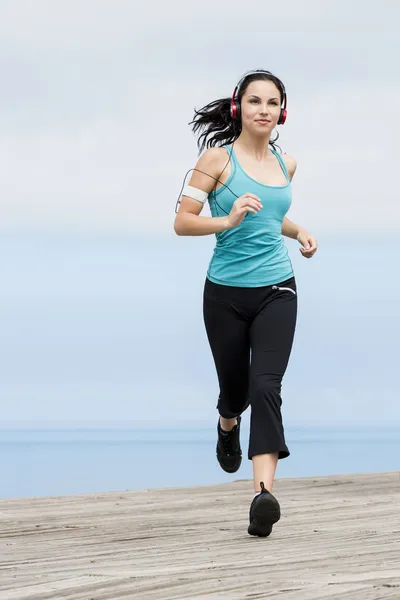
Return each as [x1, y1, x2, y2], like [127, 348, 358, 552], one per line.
[0, 0, 399, 235]
[0, 1, 399, 428]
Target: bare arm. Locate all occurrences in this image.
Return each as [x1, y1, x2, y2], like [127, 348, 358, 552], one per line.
[173, 148, 230, 236]
[173, 148, 262, 236]
[281, 154, 318, 258]
[281, 154, 306, 239]
[282, 216, 306, 240]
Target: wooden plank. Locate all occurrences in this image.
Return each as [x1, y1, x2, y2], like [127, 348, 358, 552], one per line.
[1, 471, 400, 599]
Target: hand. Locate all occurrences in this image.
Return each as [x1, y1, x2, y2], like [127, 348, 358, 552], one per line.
[297, 230, 318, 258]
[226, 193, 262, 229]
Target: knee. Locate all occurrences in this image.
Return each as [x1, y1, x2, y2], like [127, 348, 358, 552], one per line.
[250, 374, 281, 395]
[249, 376, 282, 408]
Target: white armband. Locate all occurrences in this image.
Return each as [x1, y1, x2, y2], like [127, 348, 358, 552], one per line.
[182, 185, 208, 204]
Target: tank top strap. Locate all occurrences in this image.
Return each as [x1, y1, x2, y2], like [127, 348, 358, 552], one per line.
[208, 145, 236, 198]
[222, 144, 237, 165]
[221, 144, 237, 178]
[270, 147, 290, 183]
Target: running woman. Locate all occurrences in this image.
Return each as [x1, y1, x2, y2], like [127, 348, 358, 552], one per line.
[174, 70, 318, 537]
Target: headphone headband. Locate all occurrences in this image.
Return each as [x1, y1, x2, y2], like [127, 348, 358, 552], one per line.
[230, 69, 287, 125]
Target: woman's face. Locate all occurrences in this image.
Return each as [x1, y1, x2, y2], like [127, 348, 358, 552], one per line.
[240, 79, 282, 134]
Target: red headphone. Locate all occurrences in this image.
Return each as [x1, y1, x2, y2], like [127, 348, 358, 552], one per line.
[230, 69, 287, 125]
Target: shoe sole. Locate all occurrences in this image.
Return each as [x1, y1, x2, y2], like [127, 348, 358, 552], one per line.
[248, 494, 281, 537]
[216, 453, 242, 473]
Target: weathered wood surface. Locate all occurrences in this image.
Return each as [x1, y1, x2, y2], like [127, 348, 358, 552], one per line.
[1, 471, 400, 599]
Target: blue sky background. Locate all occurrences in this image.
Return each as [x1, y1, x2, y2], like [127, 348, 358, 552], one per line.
[0, 1, 399, 429]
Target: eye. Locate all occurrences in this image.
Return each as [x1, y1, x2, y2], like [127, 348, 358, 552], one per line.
[250, 99, 259, 103]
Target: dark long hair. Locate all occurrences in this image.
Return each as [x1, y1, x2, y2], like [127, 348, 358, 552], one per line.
[189, 71, 285, 155]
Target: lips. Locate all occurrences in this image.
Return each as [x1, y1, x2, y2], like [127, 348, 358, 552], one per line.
[256, 120, 271, 124]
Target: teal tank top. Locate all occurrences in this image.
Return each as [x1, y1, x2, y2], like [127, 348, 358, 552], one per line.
[206, 145, 294, 287]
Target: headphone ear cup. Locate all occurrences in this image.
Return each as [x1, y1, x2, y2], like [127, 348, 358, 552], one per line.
[230, 100, 240, 120]
[278, 108, 287, 125]
[235, 101, 241, 121]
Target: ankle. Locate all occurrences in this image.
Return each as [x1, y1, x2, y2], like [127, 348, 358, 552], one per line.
[254, 481, 271, 494]
[219, 416, 237, 432]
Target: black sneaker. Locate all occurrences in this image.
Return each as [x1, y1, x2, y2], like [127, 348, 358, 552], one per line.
[248, 481, 281, 537]
[216, 415, 242, 473]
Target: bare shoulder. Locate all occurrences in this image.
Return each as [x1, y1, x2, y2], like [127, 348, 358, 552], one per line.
[282, 153, 297, 180]
[197, 146, 229, 171]
[188, 146, 229, 193]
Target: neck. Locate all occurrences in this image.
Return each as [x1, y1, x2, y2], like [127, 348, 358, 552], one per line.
[235, 130, 271, 161]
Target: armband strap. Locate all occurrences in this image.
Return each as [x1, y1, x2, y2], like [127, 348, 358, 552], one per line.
[182, 185, 208, 204]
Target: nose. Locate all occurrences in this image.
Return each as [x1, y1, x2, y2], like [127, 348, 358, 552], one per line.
[259, 103, 270, 115]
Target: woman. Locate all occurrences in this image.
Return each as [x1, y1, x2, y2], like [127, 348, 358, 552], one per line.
[174, 69, 318, 537]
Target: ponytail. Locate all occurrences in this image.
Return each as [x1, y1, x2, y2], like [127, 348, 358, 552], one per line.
[189, 97, 237, 154]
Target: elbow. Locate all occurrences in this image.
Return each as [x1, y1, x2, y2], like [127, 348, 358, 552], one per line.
[174, 214, 191, 236]
[173, 217, 184, 236]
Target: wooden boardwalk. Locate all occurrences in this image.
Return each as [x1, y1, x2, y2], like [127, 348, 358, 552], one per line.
[1, 471, 400, 599]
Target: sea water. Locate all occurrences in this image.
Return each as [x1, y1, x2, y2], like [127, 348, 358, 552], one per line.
[1, 426, 399, 499]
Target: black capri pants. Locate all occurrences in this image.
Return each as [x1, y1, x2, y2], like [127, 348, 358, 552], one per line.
[203, 276, 297, 461]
